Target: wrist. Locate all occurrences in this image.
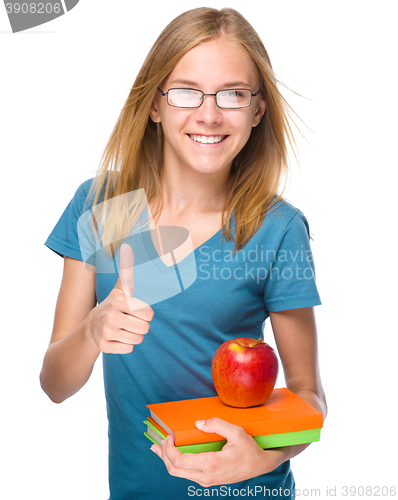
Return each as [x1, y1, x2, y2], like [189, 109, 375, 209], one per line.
[84, 308, 101, 354]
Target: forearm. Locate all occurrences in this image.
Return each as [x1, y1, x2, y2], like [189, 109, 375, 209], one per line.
[267, 308, 328, 468]
[40, 315, 101, 404]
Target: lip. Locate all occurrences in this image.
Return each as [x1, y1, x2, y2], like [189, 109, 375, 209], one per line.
[187, 134, 228, 147]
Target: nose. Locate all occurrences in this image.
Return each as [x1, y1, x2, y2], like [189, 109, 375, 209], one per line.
[194, 94, 223, 125]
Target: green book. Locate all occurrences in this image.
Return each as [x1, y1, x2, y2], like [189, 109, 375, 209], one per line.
[144, 419, 321, 454]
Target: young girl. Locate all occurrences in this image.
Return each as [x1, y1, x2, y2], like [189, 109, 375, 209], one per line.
[41, 7, 327, 500]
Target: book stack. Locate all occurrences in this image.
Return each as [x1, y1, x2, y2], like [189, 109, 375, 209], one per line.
[144, 388, 323, 453]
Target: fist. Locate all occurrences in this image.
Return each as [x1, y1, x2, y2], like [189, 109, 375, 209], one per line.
[87, 243, 154, 354]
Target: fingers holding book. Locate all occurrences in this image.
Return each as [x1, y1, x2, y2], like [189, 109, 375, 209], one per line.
[151, 417, 283, 487]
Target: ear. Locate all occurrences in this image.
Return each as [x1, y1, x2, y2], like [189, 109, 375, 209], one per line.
[252, 94, 266, 128]
[150, 95, 161, 123]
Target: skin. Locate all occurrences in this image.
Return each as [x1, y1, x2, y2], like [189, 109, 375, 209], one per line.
[40, 36, 327, 486]
[149, 37, 266, 220]
[150, 39, 265, 182]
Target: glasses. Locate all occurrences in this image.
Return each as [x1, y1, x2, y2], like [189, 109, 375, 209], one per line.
[157, 87, 261, 109]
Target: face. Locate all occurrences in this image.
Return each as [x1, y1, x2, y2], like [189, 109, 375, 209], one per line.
[150, 37, 266, 179]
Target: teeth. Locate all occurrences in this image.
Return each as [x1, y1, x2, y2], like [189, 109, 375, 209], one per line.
[190, 135, 225, 144]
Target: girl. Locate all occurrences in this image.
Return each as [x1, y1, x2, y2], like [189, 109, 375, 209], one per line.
[41, 7, 327, 500]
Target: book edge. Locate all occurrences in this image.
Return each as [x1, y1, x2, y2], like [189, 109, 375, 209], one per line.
[144, 423, 321, 453]
[146, 388, 323, 446]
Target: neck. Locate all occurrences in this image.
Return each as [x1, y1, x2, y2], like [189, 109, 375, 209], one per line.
[157, 164, 233, 216]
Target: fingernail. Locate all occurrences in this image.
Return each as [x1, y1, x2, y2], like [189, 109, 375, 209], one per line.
[195, 420, 205, 428]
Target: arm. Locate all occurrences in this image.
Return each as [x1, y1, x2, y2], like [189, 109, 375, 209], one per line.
[268, 306, 328, 462]
[152, 306, 327, 486]
[40, 245, 154, 403]
[39, 257, 101, 403]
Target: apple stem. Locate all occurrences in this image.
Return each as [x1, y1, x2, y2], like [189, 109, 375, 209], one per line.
[252, 337, 263, 348]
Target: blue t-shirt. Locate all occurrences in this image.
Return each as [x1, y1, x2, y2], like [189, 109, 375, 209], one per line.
[45, 179, 321, 500]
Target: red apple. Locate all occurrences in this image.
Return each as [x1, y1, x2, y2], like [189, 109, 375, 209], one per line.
[211, 337, 279, 408]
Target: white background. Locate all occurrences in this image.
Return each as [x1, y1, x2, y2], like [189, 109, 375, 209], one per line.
[1, 1, 397, 499]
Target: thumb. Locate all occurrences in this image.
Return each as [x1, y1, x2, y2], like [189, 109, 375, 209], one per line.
[195, 417, 242, 441]
[115, 243, 135, 297]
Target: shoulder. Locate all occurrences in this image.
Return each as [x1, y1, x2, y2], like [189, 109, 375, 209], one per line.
[72, 172, 118, 206]
[45, 177, 97, 260]
[71, 177, 96, 205]
[263, 197, 310, 236]
[238, 198, 312, 253]
[68, 175, 112, 215]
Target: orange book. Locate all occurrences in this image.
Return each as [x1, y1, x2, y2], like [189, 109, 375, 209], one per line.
[146, 387, 323, 446]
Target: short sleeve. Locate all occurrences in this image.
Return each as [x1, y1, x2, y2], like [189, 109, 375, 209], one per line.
[44, 179, 95, 261]
[263, 211, 321, 312]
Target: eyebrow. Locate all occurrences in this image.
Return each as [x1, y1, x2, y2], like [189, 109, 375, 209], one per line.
[170, 79, 252, 88]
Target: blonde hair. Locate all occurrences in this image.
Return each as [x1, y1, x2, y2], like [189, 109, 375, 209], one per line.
[87, 7, 298, 253]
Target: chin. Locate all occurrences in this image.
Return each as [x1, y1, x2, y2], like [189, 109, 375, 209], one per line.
[187, 156, 233, 174]
[193, 164, 231, 176]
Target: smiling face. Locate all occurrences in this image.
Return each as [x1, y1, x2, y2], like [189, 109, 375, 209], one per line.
[150, 37, 266, 180]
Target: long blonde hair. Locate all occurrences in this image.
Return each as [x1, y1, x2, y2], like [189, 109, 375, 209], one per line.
[87, 7, 298, 253]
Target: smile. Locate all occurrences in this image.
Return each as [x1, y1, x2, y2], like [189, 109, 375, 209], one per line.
[188, 134, 227, 144]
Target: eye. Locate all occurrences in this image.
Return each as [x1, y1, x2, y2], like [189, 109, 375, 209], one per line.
[223, 90, 245, 98]
[167, 89, 203, 108]
[174, 89, 200, 98]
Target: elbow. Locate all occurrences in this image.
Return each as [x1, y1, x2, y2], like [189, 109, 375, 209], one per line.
[47, 393, 66, 404]
[39, 370, 66, 404]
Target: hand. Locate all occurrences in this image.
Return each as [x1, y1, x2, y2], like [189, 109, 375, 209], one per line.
[150, 417, 285, 487]
[86, 243, 154, 354]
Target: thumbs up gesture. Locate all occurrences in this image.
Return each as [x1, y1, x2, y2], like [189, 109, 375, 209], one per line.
[86, 244, 154, 354]
[115, 243, 137, 304]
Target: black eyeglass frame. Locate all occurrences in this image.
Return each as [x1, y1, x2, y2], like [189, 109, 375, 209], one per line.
[157, 87, 262, 109]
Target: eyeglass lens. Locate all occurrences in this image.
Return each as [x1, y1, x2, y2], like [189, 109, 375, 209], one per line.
[167, 89, 252, 108]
